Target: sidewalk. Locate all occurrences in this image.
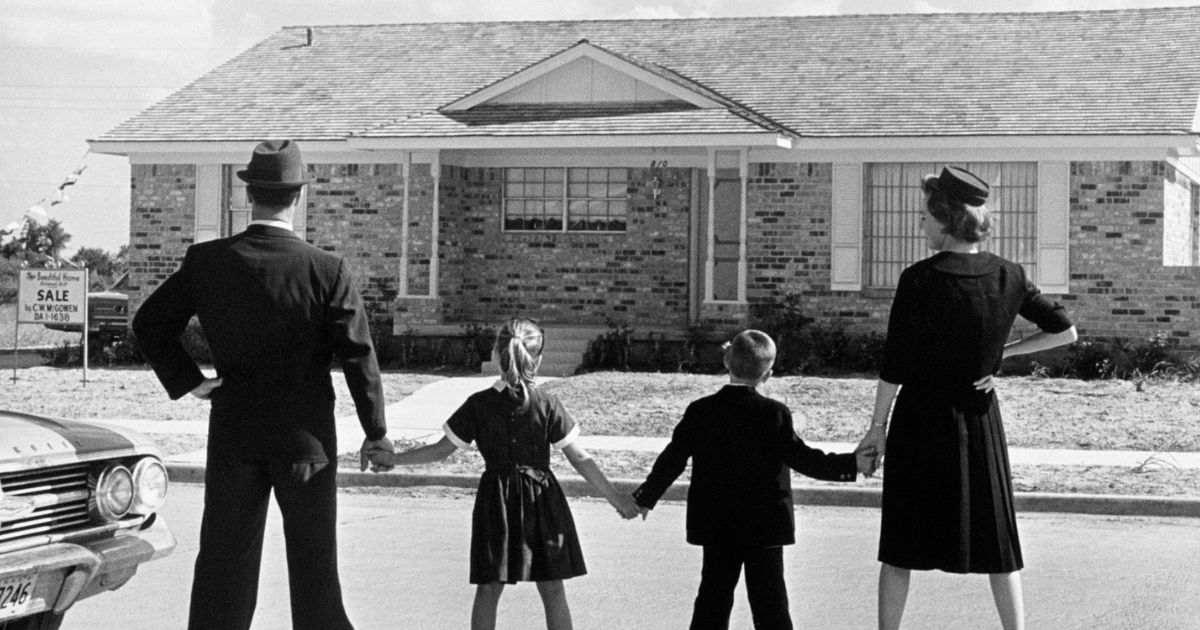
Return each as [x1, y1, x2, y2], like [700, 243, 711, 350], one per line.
[91, 375, 1200, 517]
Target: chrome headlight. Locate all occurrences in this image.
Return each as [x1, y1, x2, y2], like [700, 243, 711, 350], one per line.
[129, 457, 169, 515]
[89, 464, 134, 522]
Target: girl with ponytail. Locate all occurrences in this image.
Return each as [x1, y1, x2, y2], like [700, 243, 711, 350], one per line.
[368, 317, 640, 630]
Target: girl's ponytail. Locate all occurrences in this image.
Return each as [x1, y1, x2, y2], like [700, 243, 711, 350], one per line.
[494, 318, 544, 412]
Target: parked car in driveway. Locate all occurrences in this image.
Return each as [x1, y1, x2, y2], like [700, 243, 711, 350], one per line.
[41, 292, 128, 336]
[0, 410, 174, 630]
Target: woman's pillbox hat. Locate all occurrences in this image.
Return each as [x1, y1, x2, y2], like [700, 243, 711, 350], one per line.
[921, 166, 990, 207]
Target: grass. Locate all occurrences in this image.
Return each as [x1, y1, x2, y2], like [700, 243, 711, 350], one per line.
[543, 372, 1200, 452]
[7, 366, 1199, 497]
[0, 303, 80, 348]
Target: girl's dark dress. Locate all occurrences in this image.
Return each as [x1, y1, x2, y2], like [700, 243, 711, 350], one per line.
[444, 382, 587, 584]
[878, 252, 1072, 574]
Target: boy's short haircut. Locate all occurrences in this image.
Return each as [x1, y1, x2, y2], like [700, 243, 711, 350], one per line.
[726, 329, 776, 381]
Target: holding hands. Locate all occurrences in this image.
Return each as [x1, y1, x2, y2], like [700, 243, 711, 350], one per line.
[609, 493, 641, 520]
[854, 442, 879, 477]
[360, 437, 396, 472]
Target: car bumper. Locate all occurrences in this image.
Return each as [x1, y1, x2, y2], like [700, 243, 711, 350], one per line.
[0, 515, 174, 621]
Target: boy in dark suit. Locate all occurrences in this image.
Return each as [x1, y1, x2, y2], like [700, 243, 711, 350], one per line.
[633, 329, 875, 630]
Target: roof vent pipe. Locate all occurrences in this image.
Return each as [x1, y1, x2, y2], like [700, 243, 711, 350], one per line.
[306, 28, 313, 46]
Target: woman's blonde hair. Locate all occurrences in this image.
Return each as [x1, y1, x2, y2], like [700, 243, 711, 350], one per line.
[922, 175, 992, 243]
[494, 318, 544, 412]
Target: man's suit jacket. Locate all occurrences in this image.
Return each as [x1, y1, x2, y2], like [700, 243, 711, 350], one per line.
[133, 224, 386, 463]
[634, 385, 856, 548]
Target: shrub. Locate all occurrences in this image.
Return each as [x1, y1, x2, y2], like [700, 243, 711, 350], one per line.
[1065, 340, 1117, 380]
[40, 330, 143, 367]
[749, 293, 814, 374]
[584, 319, 633, 370]
[460, 323, 496, 368]
[0, 257, 18, 304]
[1121, 332, 1176, 376]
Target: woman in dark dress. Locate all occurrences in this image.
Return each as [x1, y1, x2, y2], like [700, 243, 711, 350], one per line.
[858, 166, 1077, 630]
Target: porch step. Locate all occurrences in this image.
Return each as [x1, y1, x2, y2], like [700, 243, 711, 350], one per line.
[480, 325, 605, 378]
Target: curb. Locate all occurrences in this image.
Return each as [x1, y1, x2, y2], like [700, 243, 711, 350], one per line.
[164, 464, 1200, 519]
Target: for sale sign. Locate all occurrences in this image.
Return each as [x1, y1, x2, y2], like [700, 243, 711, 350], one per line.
[17, 269, 86, 326]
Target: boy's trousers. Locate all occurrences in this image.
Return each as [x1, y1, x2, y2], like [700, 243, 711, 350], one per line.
[690, 545, 791, 630]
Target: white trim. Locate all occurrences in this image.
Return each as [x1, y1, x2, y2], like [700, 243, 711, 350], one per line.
[790, 135, 1197, 150]
[92, 142, 437, 164]
[443, 422, 470, 449]
[349, 134, 791, 151]
[1167, 156, 1200, 185]
[705, 150, 715, 302]
[92, 134, 1186, 160]
[829, 163, 864, 291]
[737, 148, 748, 303]
[552, 424, 580, 450]
[449, 148, 709, 168]
[399, 153, 411, 296]
[1036, 161, 1071, 295]
[442, 42, 721, 111]
[430, 152, 441, 299]
[194, 164, 221, 244]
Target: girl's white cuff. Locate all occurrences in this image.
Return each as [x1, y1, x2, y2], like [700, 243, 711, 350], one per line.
[443, 422, 470, 449]
[553, 425, 580, 450]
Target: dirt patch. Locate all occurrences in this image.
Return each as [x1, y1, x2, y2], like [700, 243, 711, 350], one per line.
[545, 372, 1200, 452]
[2, 366, 446, 422]
[7, 366, 1199, 498]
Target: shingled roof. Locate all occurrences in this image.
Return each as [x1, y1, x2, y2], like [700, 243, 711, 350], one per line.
[94, 6, 1200, 144]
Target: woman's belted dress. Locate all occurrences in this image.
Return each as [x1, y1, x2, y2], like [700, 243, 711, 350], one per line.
[878, 252, 1073, 574]
[444, 382, 587, 584]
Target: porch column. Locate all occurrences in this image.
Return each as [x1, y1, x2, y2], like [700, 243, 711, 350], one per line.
[398, 152, 411, 296]
[429, 152, 440, 298]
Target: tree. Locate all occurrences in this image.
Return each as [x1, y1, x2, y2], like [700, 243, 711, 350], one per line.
[0, 217, 71, 261]
[71, 245, 128, 291]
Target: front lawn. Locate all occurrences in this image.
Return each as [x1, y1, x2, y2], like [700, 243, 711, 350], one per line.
[543, 372, 1200, 452]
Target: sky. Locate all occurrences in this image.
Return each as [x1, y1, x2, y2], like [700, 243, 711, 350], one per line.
[3, 0, 1199, 256]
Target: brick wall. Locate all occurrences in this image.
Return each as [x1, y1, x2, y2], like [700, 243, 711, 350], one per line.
[434, 166, 692, 327]
[127, 164, 196, 307]
[306, 163, 408, 327]
[736, 160, 1200, 350]
[740, 162, 892, 333]
[1066, 161, 1200, 348]
[123, 158, 1200, 351]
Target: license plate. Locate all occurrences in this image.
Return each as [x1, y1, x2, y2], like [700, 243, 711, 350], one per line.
[0, 574, 37, 620]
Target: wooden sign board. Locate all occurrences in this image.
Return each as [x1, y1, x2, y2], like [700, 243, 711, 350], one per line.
[17, 269, 87, 326]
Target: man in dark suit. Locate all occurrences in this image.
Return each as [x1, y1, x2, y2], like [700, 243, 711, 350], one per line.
[134, 139, 394, 630]
[633, 330, 874, 630]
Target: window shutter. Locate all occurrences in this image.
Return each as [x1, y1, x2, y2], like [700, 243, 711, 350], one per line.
[830, 163, 864, 291]
[1036, 162, 1070, 294]
[194, 164, 221, 244]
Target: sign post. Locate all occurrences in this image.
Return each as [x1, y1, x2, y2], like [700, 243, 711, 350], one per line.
[16, 268, 88, 384]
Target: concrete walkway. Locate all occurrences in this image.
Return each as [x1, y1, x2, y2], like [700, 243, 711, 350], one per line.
[98, 375, 1200, 472]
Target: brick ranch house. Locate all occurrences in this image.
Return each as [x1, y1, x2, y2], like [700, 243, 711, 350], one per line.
[90, 7, 1200, 372]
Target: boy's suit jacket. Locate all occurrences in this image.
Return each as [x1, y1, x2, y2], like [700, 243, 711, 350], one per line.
[133, 224, 386, 464]
[634, 385, 856, 548]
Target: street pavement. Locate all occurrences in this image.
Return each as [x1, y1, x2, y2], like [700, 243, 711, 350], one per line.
[61, 483, 1200, 629]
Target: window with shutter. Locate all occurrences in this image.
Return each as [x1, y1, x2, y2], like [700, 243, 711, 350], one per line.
[864, 162, 1039, 288]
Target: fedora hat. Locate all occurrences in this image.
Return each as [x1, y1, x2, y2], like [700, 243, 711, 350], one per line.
[236, 140, 313, 189]
[921, 166, 989, 207]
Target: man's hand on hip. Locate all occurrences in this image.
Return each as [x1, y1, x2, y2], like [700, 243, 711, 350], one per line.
[189, 377, 223, 400]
